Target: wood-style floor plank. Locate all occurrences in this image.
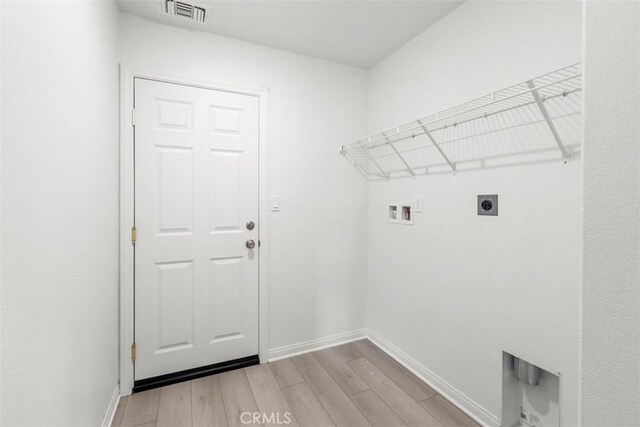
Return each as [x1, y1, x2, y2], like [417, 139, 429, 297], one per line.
[281, 383, 335, 427]
[121, 341, 477, 427]
[350, 390, 407, 427]
[121, 389, 160, 427]
[191, 375, 228, 427]
[419, 396, 480, 427]
[291, 353, 370, 427]
[245, 364, 300, 427]
[313, 348, 369, 396]
[332, 342, 365, 363]
[353, 340, 437, 401]
[156, 381, 192, 427]
[111, 396, 128, 427]
[269, 358, 305, 389]
[348, 358, 442, 427]
[220, 369, 262, 427]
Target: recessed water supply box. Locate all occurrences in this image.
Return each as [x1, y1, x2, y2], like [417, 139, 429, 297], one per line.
[388, 204, 413, 225]
[502, 352, 560, 427]
[388, 205, 398, 221]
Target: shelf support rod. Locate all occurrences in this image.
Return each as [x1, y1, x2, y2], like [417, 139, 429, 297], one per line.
[358, 146, 389, 180]
[418, 121, 456, 172]
[527, 80, 570, 159]
[383, 132, 415, 177]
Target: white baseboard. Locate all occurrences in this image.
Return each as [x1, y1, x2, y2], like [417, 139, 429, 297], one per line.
[268, 329, 367, 361]
[366, 328, 500, 427]
[101, 384, 120, 427]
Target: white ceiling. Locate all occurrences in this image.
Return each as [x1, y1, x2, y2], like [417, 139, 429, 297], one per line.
[117, 0, 463, 69]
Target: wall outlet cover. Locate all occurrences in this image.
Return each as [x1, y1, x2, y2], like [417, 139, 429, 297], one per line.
[478, 194, 498, 216]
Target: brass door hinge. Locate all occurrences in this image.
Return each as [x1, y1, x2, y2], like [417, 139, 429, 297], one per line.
[131, 226, 137, 245]
[131, 342, 136, 362]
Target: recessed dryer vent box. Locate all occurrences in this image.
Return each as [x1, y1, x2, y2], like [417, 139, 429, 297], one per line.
[502, 352, 560, 427]
[478, 194, 498, 216]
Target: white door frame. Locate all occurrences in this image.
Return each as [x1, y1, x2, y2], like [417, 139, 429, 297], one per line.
[119, 65, 269, 396]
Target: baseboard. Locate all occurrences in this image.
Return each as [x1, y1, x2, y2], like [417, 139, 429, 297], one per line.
[101, 384, 120, 427]
[268, 329, 367, 361]
[366, 329, 500, 427]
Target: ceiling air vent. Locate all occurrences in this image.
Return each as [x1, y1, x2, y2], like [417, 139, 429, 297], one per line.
[163, 0, 207, 24]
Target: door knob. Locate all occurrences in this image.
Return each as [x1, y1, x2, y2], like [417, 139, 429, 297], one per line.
[246, 221, 255, 230]
[246, 239, 256, 249]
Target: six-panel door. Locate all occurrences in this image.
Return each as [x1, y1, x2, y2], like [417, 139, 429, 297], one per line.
[134, 78, 259, 380]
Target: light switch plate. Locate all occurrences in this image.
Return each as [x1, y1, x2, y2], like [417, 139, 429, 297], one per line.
[414, 196, 423, 213]
[271, 195, 280, 212]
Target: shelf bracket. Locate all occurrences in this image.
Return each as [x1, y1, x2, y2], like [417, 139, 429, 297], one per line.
[418, 121, 456, 172]
[358, 146, 389, 180]
[383, 132, 415, 177]
[527, 80, 570, 159]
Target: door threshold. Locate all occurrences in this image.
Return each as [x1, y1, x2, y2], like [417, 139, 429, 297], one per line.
[132, 354, 260, 393]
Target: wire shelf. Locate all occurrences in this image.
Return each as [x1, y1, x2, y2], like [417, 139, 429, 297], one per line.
[341, 63, 582, 180]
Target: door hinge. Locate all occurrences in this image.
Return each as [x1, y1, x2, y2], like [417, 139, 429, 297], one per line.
[131, 342, 137, 362]
[131, 108, 136, 126]
[131, 226, 137, 245]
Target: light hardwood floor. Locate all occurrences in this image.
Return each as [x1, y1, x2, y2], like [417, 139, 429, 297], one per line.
[112, 339, 479, 427]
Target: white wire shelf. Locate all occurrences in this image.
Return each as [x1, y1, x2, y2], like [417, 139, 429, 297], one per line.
[341, 63, 582, 180]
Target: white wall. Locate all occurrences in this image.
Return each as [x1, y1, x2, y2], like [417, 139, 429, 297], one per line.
[7, 4, 635, 427]
[118, 13, 369, 354]
[1, 1, 120, 426]
[581, 2, 640, 426]
[0, 0, 3, 419]
[366, 2, 582, 425]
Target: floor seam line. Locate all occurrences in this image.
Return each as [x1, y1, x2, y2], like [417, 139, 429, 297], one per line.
[363, 339, 435, 402]
[293, 356, 346, 427]
[308, 351, 372, 426]
[189, 380, 194, 427]
[242, 367, 266, 426]
[348, 357, 409, 427]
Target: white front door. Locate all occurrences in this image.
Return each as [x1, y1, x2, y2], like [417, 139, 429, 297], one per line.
[134, 78, 259, 381]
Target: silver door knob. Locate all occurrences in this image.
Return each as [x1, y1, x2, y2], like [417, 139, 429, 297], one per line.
[246, 239, 256, 249]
